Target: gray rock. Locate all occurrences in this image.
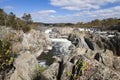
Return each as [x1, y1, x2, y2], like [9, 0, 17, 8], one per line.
[68, 30, 120, 56]
[42, 62, 59, 80]
[113, 57, 120, 72]
[10, 51, 39, 80]
[41, 49, 120, 80]
[61, 62, 74, 80]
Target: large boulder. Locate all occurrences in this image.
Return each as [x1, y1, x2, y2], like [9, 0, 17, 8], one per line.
[42, 62, 59, 80]
[10, 51, 39, 80]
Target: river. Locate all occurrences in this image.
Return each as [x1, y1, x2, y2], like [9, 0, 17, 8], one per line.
[38, 28, 72, 66]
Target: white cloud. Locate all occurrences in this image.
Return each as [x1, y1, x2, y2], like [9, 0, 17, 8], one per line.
[31, 6, 120, 23]
[50, 0, 120, 10]
[3, 6, 14, 10]
[86, 6, 120, 18]
[31, 10, 57, 23]
[37, 10, 56, 14]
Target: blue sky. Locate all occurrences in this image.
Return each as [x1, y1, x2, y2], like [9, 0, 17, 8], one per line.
[0, 0, 120, 23]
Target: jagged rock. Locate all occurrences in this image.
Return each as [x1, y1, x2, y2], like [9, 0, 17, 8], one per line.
[1, 26, 120, 80]
[68, 30, 90, 49]
[61, 62, 74, 80]
[42, 62, 59, 80]
[72, 48, 87, 55]
[40, 29, 120, 80]
[84, 48, 95, 59]
[53, 56, 62, 62]
[21, 29, 51, 57]
[41, 48, 120, 80]
[100, 50, 113, 67]
[0, 26, 52, 80]
[10, 51, 39, 80]
[113, 57, 120, 72]
[62, 55, 70, 64]
[82, 60, 120, 80]
[51, 27, 73, 38]
[68, 30, 120, 56]
[0, 26, 51, 57]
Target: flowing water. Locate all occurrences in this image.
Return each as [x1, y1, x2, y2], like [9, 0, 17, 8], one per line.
[38, 28, 72, 66]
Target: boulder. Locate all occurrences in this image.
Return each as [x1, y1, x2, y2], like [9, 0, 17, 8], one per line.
[10, 51, 39, 80]
[21, 29, 51, 57]
[61, 62, 74, 80]
[113, 57, 120, 72]
[42, 62, 59, 80]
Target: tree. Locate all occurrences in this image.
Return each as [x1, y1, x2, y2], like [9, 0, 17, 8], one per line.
[0, 8, 7, 26]
[7, 12, 18, 29]
[21, 13, 33, 33]
[22, 13, 32, 23]
[91, 19, 101, 27]
[76, 22, 84, 27]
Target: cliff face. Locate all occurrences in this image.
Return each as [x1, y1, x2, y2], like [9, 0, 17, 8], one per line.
[41, 30, 120, 80]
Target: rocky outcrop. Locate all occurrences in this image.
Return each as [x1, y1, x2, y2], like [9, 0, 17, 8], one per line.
[10, 51, 38, 80]
[0, 26, 52, 80]
[52, 27, 73, 35]
[21, 29, 51, 57]
[68, 29, 120, 56]
[0, 26, 51, 57]
[113, 57, 120, 72]
[41, 48, 120, 80]
[10, 29, 51, 80]
[50, 27, 73, 38]
[42, 62, 60, 80]
[41, 29, 120, 80]
[1, 26, 120, 80]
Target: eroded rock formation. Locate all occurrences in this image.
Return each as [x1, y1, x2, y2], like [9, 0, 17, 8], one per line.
[41, 29, 120, 80]
[68, 30, 120, 56]
[0, 26, 51, 80]
[42, 48, 120, 80]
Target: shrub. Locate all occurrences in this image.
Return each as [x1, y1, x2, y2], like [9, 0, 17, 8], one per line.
[22, 25, 31, 33]
[81, 61, 87, 75]
[65, 71, 72, 77]
[0, 40, 14, 72]
[69, 60, 88, 80]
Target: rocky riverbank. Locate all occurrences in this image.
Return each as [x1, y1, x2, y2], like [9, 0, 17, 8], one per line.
[41, 29, 120, 80]
[0, 26, 120, 80]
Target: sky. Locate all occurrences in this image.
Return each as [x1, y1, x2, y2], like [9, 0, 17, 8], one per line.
[0, 0, 120, 23]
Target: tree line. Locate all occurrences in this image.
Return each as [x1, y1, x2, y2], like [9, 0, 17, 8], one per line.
[76, 18, 120, 29]
[51, 18, 120, 29]
[0, 8, 120, 31]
